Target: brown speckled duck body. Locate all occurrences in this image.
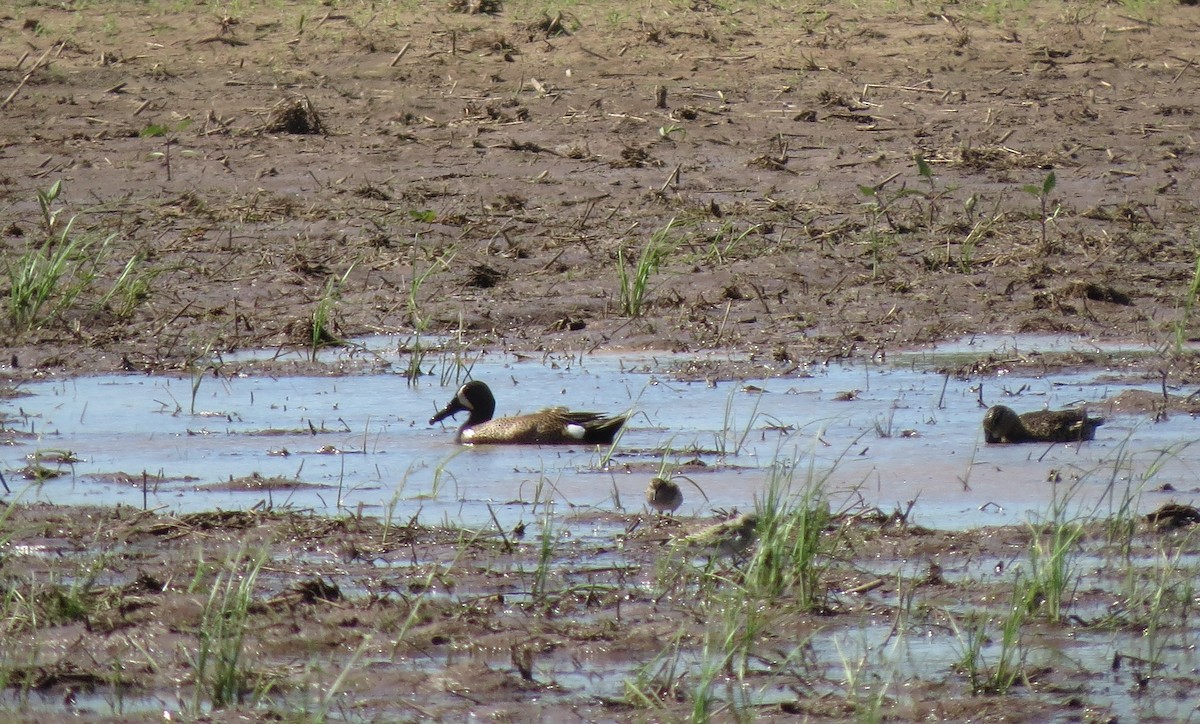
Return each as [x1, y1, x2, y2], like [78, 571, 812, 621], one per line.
[429, 380, 628, 445]
[983, 405, 1104, 444]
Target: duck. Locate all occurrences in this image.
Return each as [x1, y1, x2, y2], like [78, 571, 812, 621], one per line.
[646, 477, 683, 515]
[429, 380, 629, 445]
[982, 404, 1104, 444]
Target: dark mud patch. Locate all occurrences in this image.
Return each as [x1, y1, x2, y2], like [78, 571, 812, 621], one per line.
[192, 473, 332, 493]
[1101, 387, 1200, 416]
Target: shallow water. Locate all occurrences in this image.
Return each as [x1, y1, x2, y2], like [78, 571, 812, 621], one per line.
[3, 335, 1199, 531]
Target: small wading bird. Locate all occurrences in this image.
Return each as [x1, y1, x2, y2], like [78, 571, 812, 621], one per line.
[674, 512, 760, 560]
[429, 380, 629, 445]
[982, 404, 1104, 444]
[645, 474, 709, 516]
[645, 477, 683, 515]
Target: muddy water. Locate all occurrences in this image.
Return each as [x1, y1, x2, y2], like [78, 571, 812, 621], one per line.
[3, 336, 1197, 531]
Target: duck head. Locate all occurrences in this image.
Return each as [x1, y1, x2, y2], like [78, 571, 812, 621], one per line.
[429, 380, 497, 426]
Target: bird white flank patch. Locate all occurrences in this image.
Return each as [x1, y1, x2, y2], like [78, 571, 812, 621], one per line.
[564, 424, 586, 440]
[461, 428, 477, 442]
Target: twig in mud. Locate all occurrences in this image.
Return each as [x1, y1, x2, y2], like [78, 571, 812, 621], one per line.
[1172, 57, 1194, 84]
[577, 43, 608, 60]
[390, 42, 411, 66]
[2, 41, 62, 109]
[715, 299, 733, 345]
[750, 281, 772, 315]
[486, 504, 514, 553]
[861, 82, 953, 100]
[659, 164, 680, 192]
[843, 578, 885, 595]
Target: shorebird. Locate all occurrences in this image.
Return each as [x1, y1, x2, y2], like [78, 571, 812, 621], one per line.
[645, 477, 683, 515]
[675, 512, 759, 560]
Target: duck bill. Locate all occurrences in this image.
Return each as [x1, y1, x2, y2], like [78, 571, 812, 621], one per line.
[429, 397, 467, 425]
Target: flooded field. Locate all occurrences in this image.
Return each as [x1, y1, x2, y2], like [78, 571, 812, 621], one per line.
[1, 335, 1198, 721]
[4, 335, 1198, 530]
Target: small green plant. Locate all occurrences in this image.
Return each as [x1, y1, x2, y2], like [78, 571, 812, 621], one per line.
[186, 340, 219, 415]
[1173, 246, 1200, 354]
[144, 119, 197, 180]
[1021, 170, 1059, 253]
[402, 244, 456, 383]
[310, 264, 355, 360]
[96, 252, 157, 319]
[859, 156, 962, 276]
[834, 630, 896, 720]
[435, 336, 478, 387]
[856, 182, 903, 278]
[713, 385, 778, 458]
[743, 458, 834, 605]
[689, 592, 759, 719]
[955, 193, 1005, 272]
[36, 179, 65, 235]
[618, 218, 677, 317]
[657, 123, 685, 141]
[624, 627, 688, 709]
[531, 505, 559, 603]
[914, 154, 941, 228]
[702, 221, 760, 264]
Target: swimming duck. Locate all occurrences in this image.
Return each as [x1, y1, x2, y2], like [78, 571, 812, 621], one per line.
[429, 380, 629, 445]
[646, 477, 684, 515]
[982, 404, 1104, 444]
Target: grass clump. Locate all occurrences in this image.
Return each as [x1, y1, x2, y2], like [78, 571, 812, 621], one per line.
[3, 180, 154, 335]
[952, 597, 1027, 695]
[743, 457, 835, 606]
[1020, 483, 1085, 623]
[189, 546, 269, 711]
[618, 217, 678, 317]
[402, 242, 456, 384]
[4, 181, 115, 332]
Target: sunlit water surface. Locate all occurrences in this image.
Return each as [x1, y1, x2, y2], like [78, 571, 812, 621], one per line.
[4, 334, 1198, 532]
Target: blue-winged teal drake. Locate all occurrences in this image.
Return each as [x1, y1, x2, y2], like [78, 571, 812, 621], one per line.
[646, 477, 683, 515]
[429, 380, 629, 445]
[983, 405, 1104, 444]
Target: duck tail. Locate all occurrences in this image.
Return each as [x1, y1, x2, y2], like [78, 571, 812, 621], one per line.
[585, 413, 630, 444]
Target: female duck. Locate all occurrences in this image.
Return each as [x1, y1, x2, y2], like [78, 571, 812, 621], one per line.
[983, 405, 1103, 444]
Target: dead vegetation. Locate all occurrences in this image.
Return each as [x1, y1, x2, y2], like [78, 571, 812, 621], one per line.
[263, 96, 325, 135]
[0, 502, 1193, 720]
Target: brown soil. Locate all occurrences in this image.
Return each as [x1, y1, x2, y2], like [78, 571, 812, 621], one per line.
[1, 1, 1199, 381]
[0, 502, 1195, 721]
[3, 1, 1200, 720]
